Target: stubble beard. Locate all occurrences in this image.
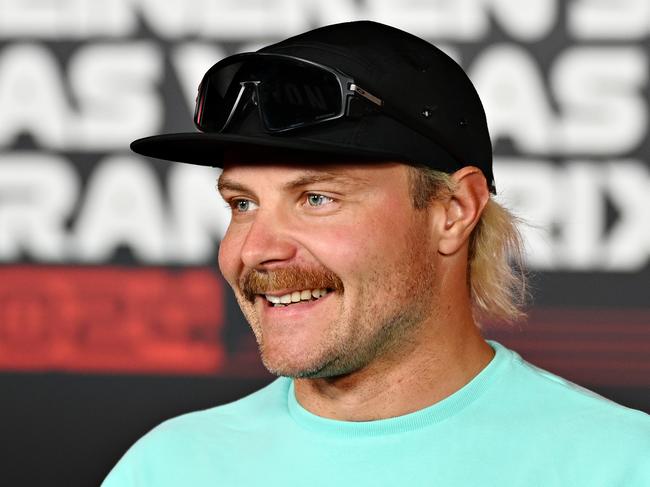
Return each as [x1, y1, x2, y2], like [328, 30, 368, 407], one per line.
[233, 252, 438, 380]
[299, 261, 436, 380]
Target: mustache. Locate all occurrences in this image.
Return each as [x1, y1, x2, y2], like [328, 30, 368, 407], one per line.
[241, 265, 344, 302]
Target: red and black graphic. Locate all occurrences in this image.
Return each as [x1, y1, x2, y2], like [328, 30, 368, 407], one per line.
[0, 266, 225, 374]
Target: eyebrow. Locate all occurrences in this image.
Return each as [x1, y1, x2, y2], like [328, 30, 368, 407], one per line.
[217, 170, 369, 196]
[282, 171, 370, 191]
[217, 178, 250, 195]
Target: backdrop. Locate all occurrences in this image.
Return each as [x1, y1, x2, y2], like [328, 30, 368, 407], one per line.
[1, 1, 648, 486]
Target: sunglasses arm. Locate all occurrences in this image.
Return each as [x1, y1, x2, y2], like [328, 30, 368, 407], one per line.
[379, 97, 465, 170]
[347, 82, 462, 167]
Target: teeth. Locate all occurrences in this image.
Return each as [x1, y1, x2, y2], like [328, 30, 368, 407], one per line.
[264, 288, 330, 305]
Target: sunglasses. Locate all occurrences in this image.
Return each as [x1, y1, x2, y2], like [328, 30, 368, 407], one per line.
[193, 52, 389, 134]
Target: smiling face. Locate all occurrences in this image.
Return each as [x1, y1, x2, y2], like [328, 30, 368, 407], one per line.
[217, 160, 442, 378]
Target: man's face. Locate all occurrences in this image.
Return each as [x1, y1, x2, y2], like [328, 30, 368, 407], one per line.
[218, 160, 441, 378]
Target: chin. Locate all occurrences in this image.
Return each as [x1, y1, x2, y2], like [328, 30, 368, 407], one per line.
[259, 348, 335, 378]
[261, 355, 319, 378]
[261, 346, 358, 379]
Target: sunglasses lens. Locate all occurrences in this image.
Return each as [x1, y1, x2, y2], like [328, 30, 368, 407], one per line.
[194, 60, 250, 132]
[256, 60, 343, 131]
[194, 55, 344, 133]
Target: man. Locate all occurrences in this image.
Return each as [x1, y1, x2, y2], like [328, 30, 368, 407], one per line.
[104, 21, 649, 486]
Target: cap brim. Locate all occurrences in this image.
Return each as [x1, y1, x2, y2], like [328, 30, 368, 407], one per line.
[130, 132, 409, 167]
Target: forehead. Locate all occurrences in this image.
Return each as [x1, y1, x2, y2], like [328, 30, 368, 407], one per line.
[219, 155, 409, 191]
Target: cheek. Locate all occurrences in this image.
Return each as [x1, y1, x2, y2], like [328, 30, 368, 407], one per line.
[305, 213, 405, 280]
[217, 230, 242, 286]
[314, 218, 369, 256]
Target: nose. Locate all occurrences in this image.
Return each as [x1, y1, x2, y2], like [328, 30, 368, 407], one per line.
[239, 209, 297, 269]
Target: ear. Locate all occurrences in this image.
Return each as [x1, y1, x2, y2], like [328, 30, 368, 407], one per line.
[437, 166, 490, 256]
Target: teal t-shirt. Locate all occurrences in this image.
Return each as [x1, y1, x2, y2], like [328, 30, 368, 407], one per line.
[103, 340, 650, 486]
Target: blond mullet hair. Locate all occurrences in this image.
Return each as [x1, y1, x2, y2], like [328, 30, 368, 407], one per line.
[408, 166, 528, 325]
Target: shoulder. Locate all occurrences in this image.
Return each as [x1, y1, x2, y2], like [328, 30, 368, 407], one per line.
[102, 377, 291, 486]
[154, 376, 290, 435]
[494, 341, 649, 423]
[506, 344, 648, 420]
[490, 341, 650, 468]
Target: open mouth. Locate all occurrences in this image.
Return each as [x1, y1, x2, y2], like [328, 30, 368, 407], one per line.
[261, 288, 333, 307]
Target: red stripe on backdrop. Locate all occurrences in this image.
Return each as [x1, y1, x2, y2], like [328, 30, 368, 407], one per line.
[0, 266, 226, 374]
[485, 308, 650, 388]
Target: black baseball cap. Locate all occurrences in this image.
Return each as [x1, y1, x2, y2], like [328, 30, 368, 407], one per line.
[131, 21, 495, 193]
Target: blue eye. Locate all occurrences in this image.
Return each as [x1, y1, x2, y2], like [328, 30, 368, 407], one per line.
[231, 199, 257, 213]
[307, 194, 333, 207]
